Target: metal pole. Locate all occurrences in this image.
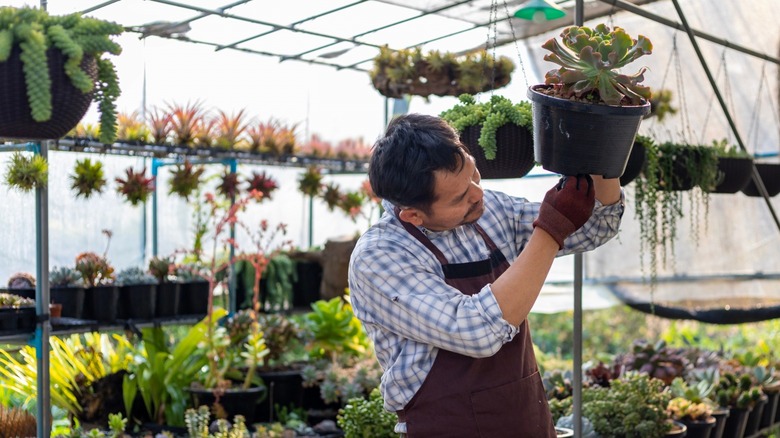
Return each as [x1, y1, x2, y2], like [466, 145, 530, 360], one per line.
[668, 0, 780, 234]
[308, 195, 314, 248]
[572, 5, 585, 438]
[229, 159, 238, 313]
[34, 141, 51, 438]
[151, 158, 160, 256]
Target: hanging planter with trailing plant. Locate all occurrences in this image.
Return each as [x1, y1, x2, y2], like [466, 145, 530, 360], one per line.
[528, 24, 652, 178]
[619, 134, 653, 186]
[707, 139, 754, 194]
[371, 46, 515, 99]
[0, 6, 122, 142]
[440, 94, 535, 179]
[3, 152, 47, 193]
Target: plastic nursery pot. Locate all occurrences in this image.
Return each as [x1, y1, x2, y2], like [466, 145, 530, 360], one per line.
[527, 84, 650, 178]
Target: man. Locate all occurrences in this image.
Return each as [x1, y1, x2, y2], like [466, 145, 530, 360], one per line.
[348, 114, 623, 437]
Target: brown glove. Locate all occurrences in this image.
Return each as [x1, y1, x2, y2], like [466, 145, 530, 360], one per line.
[533, 175, 596, 249]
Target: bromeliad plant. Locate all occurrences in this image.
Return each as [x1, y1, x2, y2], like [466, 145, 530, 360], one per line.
[168, 160, 206, 201]
[4, 152, 47, 193]
[541, 23, 653, 106]
[115, 166, 155, 206]
[70, 158, 106, 199]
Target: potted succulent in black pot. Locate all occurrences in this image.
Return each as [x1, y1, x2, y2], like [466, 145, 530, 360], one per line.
[0, 6, 122, 142]
[148, 256, 179, 318]
[115, 267, 158, 320]
[528, 23, 653, 178]
[74, 251, 117, 322]
[440, 94, 535, 179]
[49, 266, 85, 319]
[0, 292, 35, 334]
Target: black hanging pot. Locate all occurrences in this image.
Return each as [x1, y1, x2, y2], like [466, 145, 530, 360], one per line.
[459, 124, 536, 179]
[740, 163, 780, 197]
[527, 85, 650, 178]
[0, 46, 96, 140]
[619, 140, 646, 186]
[709, 157, 754, 194]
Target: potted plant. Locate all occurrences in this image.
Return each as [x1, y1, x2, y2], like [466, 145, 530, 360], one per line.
[74, 230, 117, 322]
[148, 255, 179, 318]
[4, 152, 47, 193]
[707, 139, 754, 194]
[370, 46, 514, 98]
[115, 267, 158, 320]
[740, 160, 780, 198]
[714, 372, 763, 438]
[115, 166, 155, 206]
[0, 292, 35, 334]
[168, 100, 207, 148]
[667, 380, 717, 438]
[245, 170, 279, 201]
[298, 166, 324, 198]
[337, 388, 397, 438]
[116, 111, 151, 145]
[183, 405, 249, 438]
[0, 6, 122, 142]
[440, 93, 535, 179]
[70, 157, 107, 199]
[49, 266, 85, 319]
[528, 23, 653, 177]
[168, 160, 206, 201]
[213, 109, 249, 150]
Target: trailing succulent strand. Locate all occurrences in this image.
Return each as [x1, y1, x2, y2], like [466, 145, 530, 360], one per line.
[0, 6, 123, 142]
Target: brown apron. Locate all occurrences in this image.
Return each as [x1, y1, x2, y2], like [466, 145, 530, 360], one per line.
[397, 219, 556, 438]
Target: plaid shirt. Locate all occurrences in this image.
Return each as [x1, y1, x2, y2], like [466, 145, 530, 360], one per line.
[348, 189, 624, 413]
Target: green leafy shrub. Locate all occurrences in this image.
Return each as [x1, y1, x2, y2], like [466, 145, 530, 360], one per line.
[70, 158, 106, 199]
[4, 152, 47, 193]
[337, 388, 397, 438]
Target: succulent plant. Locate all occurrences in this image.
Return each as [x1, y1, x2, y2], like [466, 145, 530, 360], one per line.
[245, 170, 278, 201]
[74, 251, 114, 287]
[0, 292, 35, 308]
[115, 166, 155, 206]
[217, 170, 241, 199]
[257, 312, 303, 366]
[7, 272, 35, 289]
[115, 266, 157, 286]
[0, 6, 123, 143]
[298, 165, 324, 197]
[543, 369, 573, 400]
[168, 160, 205, 201]
[70, 157, 106, 199]
[49, 266, 83, 287]
[667, 396, 713, 422]
[715, 372, 763, 409]
[147, 256, 173, 283]
[615, 339, 690, 385]
[540, 23, 652, 106]
[4, 152, 47, 193]
[439, 93, 533, 160]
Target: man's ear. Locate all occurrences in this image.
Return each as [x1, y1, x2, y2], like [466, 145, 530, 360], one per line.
[398, 207, 424, 226]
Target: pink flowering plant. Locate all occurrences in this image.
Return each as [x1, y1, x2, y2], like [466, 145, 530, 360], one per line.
[178, 189, 292, 390]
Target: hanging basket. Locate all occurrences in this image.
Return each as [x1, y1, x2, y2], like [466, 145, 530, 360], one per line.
[0, 46, 96, 140]
[619, 140, 646, 186]
[740, 163, 780, 197]
[652, 147, 699, 192]
[708, 157, 754, 194]
[527, 85, 650, 178]
[459, 124, 535, 180]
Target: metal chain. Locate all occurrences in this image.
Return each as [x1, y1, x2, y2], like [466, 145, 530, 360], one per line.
[697, 48, 727, 145]
[500, 0, 530, 90]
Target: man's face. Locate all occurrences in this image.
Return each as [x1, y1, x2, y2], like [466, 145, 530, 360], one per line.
[419, 152, 484, 231]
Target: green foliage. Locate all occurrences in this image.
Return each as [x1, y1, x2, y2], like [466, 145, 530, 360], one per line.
[715, 372, 763, 409]
[74, 252, 114, 287]
[147, 256, 173, 283]
[303, 296, 369, 360]
[114, 266, 157, 286]
[49, 266, 83, 287]
[439, 93, 532, 160]
[106, 412, 126, 438]
[711, 138, 752, 158]
[0, 292, 35, 308]
[123, 312, 223, 426]
[4, 152, 47, 193]
[541, 23, 653, 106]
[301, 355, 382, 406]
[337, 388, 397, 438]
[298, 166, 324, 197]
[70, 158, 106, 199]
[184, 405, 249, 438]
[648, 88, 678, 121]
[0, 6, 123, 143]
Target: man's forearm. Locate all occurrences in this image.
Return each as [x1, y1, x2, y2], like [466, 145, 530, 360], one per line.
[591, 175, 621, 205]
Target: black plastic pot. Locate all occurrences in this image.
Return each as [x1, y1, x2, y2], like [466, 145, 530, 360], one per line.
[179, 280, 209, 316]
[292, 260, 322, 310]
[680, 416, 716, 438]
[760, 390, 780, 429]
[459, 124, 535, 180]
[118, 284, 157, 320]
[743, 396, 767, 436]
[155, 282, 180, 318]
[721, 406, 750, 438]
[85, 285, 119, 322]
[740, 163, 780, 197]
[665, 421, 687, 437]
[619, 140, 646, 186]
[255, 368, 305, 423]
[0, 308, 21, 332]
[50, 286, 85, 319]
[527, 85, 650, 178]
[711, 408, 730, 438]
[188, 385, 266, 424]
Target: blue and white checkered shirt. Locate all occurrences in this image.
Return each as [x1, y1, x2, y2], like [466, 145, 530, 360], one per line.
[348, 189, 623, 413]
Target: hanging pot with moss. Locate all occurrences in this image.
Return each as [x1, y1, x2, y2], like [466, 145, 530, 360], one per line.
[440, 94, 535, 179]
[528, 24, 652, 178]
[0, 6, 122, 142]
[706, 139, 754, 194]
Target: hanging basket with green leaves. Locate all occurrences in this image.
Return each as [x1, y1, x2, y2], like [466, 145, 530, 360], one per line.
[0, 6, 122, 143]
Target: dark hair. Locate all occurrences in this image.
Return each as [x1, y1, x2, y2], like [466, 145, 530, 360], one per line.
[369, 113, 467, 212]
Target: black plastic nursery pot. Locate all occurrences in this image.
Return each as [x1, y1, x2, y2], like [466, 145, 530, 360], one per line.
[760, 389, 780, 429]
[527, 85, 651, 178]
[179, 280, 209, 316]
[740, 163, 780, 197]
[619, 140, 646, 186]
[722, 406, 750, 438]
[255, 368, 305, 423]
[85, 285, 119, 322]
[155, 282, 180, 318]
[188, 385, 266, 424]
[680, 416, 716, 438]
[709, 157, 754, 194]
[0, 307, 34, 333]
[50, 286, 85, 319]
[118, 284, 157, 320]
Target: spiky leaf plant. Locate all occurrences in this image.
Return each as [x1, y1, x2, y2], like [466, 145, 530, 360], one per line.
[168, 160, 205, 200]
[0, 6, 123, 143]
[214, 109, 248, 149]
[168, 100, 206, 147]
[116, 111, 151, 144]
[147, 106, 172, 145]
[298, 166, 324, 197]
[4, 151, 47, 192]
[246, 170, 278, 201]
[0, 406, 37, 438]
[217, 170, 241, 199]
[70, 157, 106, 199]
[115, 166, 154, 206]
